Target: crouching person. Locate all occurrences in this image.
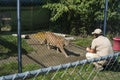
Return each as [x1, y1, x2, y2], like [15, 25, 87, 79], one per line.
[86, 28, 114, 71]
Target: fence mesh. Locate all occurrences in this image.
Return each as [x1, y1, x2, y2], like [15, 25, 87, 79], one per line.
[0, 0, 120, 80]
[0, 52, 120, 80]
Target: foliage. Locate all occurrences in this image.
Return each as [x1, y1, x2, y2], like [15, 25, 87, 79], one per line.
[42, 0, 92, 21]
[42, 0, 120, 35]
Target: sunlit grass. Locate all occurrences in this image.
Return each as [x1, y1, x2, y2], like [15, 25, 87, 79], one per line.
[0, 62, 40, 76]
[73, 36, 93, 47]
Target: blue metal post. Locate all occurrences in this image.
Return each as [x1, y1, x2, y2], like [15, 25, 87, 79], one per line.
[17, 0, 22, 73]
[103, 0, 108, 35]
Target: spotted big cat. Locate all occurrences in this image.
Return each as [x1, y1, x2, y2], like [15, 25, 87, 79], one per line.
[45, 32, 69, 57]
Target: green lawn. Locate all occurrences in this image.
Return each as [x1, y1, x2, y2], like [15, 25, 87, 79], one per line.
[30, 63, 120, 80]
[73, 36, 93, 47]
[0, 62, 40, 76]
[0, 35, 34, 59]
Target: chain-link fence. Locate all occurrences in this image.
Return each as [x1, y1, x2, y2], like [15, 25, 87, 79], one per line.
[0, 52, 120, 80]
[0, 0, 120, 80]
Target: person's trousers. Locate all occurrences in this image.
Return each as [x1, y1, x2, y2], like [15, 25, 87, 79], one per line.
[86, 52, 107, 67]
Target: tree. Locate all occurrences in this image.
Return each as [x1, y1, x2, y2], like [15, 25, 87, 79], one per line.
[42, 0, 120, 35]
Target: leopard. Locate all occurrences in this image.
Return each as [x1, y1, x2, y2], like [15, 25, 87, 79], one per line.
[32, 32, 46, 44]
[45, 31, 69, 57]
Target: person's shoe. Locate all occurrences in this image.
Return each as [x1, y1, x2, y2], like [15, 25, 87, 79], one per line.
[95, 66, 104, 71]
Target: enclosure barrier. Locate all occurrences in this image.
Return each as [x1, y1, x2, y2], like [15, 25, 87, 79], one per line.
[0, 52, 120, 80]
[0, 0, 120, 80]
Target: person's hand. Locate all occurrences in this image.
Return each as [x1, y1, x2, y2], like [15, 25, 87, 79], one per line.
[86, 47, 90, 51]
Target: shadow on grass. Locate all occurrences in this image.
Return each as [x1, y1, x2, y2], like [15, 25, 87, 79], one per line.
[103, 60, 120, 72]
[0, 37, 27, 59]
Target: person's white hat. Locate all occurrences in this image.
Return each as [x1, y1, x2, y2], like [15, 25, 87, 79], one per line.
[92, 28, 102, 34]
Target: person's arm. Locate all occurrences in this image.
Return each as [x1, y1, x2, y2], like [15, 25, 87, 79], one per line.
[86, 47, 96, 53]
[86, 38, 97, 53]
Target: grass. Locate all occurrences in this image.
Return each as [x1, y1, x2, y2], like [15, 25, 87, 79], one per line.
[0, 62, 40, 76]
[0, 35, 34, 59]
[73, 36, 93, 47]
[0, 34, 39, 76]
[73, 35, 114, 47]
[29, 63, 120, 80]
[1, 35, 120, 79]
[1, 61, 120, 80]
